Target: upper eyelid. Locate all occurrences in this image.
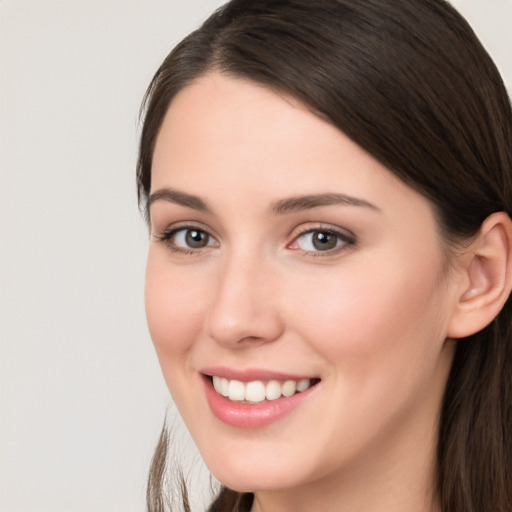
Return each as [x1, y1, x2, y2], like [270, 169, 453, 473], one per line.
[290, 223, 355, 240]
[153, 220, 215, 238]
[154, 225, 219, 255]
[287, 224, 357, 255]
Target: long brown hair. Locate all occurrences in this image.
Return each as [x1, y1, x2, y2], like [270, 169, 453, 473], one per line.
[138, 1, 512, 510]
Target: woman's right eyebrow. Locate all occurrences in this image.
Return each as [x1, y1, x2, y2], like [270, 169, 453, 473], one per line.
[149, 188, 211, 213]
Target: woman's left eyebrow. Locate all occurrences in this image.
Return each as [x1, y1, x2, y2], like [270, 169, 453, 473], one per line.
[269, 193, 380, 215]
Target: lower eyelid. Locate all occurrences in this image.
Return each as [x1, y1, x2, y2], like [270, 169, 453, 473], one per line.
[156, 226, 219, 252]
[289, 228, 356, 254]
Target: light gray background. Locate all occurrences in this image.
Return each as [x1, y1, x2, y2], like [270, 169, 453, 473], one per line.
[1, 1, 510, 511]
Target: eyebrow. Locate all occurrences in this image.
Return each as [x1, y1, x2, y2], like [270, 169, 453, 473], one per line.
[149, 188, 211, 213]
[148, 188, 378, 216]
[269, 193, 379, 215]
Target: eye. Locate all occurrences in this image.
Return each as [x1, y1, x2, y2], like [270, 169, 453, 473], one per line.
[174, 228, 215, 249]
[156, 226, 218, 252]
[290, 228, 354, 254]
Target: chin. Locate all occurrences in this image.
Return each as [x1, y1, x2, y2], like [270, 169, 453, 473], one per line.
[211, 468, 299, 494]
[201, 446, 315, 494]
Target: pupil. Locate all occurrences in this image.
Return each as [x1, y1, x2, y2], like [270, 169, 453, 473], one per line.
[313, 232, 336, 251]
[185, 230, 208, 248]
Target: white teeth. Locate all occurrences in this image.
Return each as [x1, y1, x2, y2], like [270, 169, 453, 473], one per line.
[212, 376, 230, 397]
[245, 381, 266, 402]
[282, 380, 297, 397]
[297, 378, 310, 392]
[228, 380, 245, 401]
[212, 376, 315, 403]
[265, 380, 282, 400]
[219, 377, 229, 397]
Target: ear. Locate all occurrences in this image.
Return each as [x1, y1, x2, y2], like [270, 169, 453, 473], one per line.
[447, 212, 512, 339]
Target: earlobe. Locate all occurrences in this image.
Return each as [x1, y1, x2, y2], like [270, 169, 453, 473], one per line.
[447, 212, 512, 339]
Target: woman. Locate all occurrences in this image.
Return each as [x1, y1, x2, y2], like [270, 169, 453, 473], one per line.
[137, 1, 512, 511]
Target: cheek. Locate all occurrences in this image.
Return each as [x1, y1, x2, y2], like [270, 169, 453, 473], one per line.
[285, 251, 449, 375]
[280, 253, 452, 455]
[144, 256, 208, 365]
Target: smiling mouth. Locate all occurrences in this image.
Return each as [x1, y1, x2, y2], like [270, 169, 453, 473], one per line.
[208, 376, 321, 404]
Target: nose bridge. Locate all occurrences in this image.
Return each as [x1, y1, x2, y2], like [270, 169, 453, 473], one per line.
[205, 247, 283, 347]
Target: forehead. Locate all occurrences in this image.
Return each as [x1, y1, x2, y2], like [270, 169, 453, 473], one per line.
[152, 73, 342, 181]
[151, 72, 432, 222]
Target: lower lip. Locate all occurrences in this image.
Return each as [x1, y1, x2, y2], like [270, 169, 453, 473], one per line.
[203, 376, 318, 429]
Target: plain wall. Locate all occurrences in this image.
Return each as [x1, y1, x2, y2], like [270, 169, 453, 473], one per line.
[0, 1, 510, 511]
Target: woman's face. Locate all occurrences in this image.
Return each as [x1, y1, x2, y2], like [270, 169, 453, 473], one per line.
[146, 73, 460, 496]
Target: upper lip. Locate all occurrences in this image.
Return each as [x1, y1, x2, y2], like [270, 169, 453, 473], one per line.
[200, 366, 319, 382]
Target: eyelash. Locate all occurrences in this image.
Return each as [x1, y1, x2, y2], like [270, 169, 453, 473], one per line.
[155, 224, 218, 256]
[154, 224, 356, 257]
[288, 225, 356, 257]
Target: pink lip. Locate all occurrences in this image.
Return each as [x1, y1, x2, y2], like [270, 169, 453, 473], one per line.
[201, 373, 319, 429]
[201, 366, 316, 382]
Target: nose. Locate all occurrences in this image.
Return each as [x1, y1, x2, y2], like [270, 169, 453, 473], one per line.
[204, 254, 284, 348]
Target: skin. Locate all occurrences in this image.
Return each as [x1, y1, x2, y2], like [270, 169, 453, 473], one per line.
[145, 73, 466, 512]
